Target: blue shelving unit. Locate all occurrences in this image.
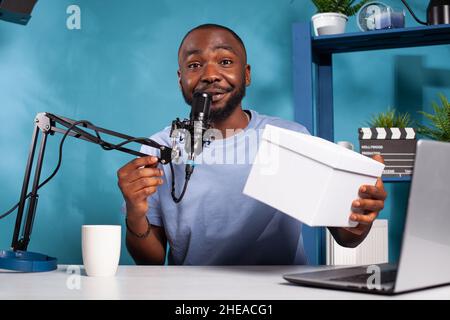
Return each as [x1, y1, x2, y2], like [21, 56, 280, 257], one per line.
[383, 176, 412, 183]
[292, 23, 450, 265]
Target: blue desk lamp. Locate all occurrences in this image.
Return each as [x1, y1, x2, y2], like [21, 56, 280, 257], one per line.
[0, 113, 175, 272]
[0, 94, 211, 272]
[0, 0, 38, 25]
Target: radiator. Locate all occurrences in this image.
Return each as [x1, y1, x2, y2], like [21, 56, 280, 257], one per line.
[326, 219, 388, 265]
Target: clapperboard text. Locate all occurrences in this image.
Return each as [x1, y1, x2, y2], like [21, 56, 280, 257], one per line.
[359, 127, 417, 178]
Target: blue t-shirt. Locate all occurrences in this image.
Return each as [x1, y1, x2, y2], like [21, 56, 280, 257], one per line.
[139, 109, 310, 265]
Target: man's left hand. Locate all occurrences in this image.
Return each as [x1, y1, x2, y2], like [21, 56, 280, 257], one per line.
[343, 154, 387, 236]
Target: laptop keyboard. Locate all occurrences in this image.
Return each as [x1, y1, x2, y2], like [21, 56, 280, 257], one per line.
[330, 269, 397, 284]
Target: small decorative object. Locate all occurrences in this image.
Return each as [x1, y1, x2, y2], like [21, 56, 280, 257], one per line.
[311, 0, 370, 36]
[359, 109, 416, 179]
[417, 94, 450, 142]
[357, 1, 405, 32]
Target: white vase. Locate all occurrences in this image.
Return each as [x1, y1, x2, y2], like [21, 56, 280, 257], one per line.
[311, 12, 348, 36]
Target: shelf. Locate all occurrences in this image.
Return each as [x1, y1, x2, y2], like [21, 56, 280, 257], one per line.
[312, 24, 450, 54]
[382, 176, 412, 183]
[292, 22, 450, 265]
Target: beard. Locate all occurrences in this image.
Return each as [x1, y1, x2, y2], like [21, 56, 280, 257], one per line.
[181, 77, 246, 123]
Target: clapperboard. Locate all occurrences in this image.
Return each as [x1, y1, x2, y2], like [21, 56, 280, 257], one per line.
[359, 128, 417, 178]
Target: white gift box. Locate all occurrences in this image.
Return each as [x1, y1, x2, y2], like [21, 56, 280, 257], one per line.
[243, 125, 385, 227]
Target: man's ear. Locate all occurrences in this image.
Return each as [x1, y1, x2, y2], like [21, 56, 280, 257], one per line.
[177, 70, 182, 89]
[245, 64, 251, 87]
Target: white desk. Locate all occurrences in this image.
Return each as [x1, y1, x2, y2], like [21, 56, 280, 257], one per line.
[1, 265, 449, 300]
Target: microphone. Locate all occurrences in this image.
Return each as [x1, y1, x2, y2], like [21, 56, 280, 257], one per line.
[168, 92, 211, 202]
[185, 92, 212, 175]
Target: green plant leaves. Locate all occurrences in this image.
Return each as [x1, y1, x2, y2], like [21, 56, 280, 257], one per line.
[367, 108, 413, 128]
[364, 94, 450, 142]
[311, 0, 369, 16]
[417, 94, 450, 142]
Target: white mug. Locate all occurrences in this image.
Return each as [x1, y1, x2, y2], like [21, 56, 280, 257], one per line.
[337, 141, 354, 151]
[82, 225, 121, 277]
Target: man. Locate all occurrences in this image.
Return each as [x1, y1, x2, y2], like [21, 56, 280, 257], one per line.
[117, 24, 387, 265]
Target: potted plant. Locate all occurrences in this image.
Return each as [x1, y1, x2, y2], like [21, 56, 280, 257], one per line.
[359, 108, 416, 179]
[311, 0, 370, 36]
[417, 94, 450, 142]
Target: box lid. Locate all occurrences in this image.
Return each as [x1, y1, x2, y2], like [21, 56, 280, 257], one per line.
[262, 125, 385, 177]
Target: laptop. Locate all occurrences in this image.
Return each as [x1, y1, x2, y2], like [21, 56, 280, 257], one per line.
[284, 139, 450, 295]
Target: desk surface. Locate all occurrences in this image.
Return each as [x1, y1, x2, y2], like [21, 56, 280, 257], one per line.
[1, 265, 449, 300]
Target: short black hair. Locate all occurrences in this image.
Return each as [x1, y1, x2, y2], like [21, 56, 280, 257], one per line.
[178, 24, 247, 60]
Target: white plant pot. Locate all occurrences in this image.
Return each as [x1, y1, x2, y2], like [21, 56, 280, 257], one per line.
[311, 12, 348, 36]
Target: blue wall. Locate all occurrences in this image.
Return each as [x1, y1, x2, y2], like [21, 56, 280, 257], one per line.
[1, 0, 449, 265]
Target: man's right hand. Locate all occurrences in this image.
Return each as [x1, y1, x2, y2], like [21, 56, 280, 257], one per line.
[117, 156, 164, 221]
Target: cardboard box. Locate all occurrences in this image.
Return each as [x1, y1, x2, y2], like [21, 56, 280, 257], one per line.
[243, 125, 385, 227]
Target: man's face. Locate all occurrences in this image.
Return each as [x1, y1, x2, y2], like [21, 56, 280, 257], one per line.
[178, 28, 251, 122]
